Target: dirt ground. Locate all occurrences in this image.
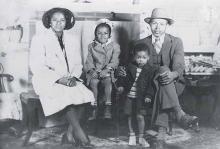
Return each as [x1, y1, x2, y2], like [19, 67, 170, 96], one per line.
[1, 119, 220, 149]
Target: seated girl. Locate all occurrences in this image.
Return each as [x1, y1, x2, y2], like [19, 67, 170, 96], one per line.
[84, 19, 120, 120]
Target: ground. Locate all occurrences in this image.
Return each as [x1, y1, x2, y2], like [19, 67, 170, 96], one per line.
[1, 119, 220, 149]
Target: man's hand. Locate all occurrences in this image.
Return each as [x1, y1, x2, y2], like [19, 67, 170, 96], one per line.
[144, 97, 151, 103]
[116, 66, 126, 77]
[99, 69, 110, 78]
[158, 71, 178, 85]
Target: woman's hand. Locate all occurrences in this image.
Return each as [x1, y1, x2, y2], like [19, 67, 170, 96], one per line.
[68, 77, 77, 87]
[57, 77, 69, 86]
[158, 71, 178, 85]
[57, 76, 76, 87]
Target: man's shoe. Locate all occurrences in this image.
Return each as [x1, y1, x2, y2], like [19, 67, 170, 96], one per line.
[151, 140, 165, 149]
[179, 114, 198, 129]
[104, 105, 112, 119]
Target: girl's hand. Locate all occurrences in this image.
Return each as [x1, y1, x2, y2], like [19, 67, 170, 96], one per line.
[144, 97, 151, 103]
[99, 69, 110, 78]
[89, 70, 98, 79]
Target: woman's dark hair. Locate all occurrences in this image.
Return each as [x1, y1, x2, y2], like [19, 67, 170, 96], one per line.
[132, 43, 150, 56]
[94, 23, 111, 39]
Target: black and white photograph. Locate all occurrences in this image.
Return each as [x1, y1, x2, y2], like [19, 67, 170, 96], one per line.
[0, 0, 220, 148]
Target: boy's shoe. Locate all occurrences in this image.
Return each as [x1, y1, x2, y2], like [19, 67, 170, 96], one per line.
[139, 137, 150, 147]
[104, 105, 112, 119]
[128, 133, 136, 146]
[88, 108, 97, 121]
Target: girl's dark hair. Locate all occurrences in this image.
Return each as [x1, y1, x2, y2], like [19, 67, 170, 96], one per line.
[132, 43, 150, 56]
[94, 23, 111, 39]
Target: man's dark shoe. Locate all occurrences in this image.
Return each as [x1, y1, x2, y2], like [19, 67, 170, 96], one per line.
[179, 114, 199, 129]
[104, 105, 112, 119]
[151, 140, 165, 149]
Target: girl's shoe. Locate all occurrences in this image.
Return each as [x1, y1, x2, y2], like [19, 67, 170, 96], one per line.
[128, 133, 136, 146]
[77, 142, 94, 149]
[61, 133, 75, 146]
[88, 108, 97, 121]
[139, 137, 150, 148]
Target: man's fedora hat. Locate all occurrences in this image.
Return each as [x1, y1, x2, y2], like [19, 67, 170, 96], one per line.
[42, 7, 75, 30]
[144, 8, 174, 25]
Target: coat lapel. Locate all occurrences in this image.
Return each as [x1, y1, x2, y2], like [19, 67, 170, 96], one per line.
[46, 29, 67, 72]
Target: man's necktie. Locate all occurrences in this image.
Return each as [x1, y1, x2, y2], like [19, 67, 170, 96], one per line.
[153, 38, 162, 54]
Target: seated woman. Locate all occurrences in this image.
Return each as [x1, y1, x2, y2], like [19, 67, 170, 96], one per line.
[84, 19, 120, 120]
[29, 7, 95, 148]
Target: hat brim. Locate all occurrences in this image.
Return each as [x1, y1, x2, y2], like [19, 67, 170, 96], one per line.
[144, 17, 174, 25]
[42, 7, 75, 30]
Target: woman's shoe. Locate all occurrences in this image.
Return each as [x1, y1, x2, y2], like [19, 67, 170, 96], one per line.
[88, 108, 97, 121]
[78, 142, 94, 149]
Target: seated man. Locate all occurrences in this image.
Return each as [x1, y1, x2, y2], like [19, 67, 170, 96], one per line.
[117, 8, 198, 147]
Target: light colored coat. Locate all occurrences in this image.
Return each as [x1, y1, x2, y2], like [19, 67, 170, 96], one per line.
[84, 41, 120, 73]
[30, 29, 94, 116]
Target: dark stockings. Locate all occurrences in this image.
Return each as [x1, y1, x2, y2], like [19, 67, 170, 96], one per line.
[65, 105, 89, 144]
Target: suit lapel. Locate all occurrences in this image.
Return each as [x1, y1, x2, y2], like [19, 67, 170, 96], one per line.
[145, 35, 154, 53]
[161, 34, 172, 57]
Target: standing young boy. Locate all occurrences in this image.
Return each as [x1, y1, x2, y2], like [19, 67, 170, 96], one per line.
[117, 43, 156, 147]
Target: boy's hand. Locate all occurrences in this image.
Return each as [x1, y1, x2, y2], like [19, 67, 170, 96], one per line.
[117, 87, 124, 94]
[144, 97, 151, 103]
[116, 66, 126, 77]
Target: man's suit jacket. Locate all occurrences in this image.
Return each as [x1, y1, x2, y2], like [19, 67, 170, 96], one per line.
[135, 33, 185, 95]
